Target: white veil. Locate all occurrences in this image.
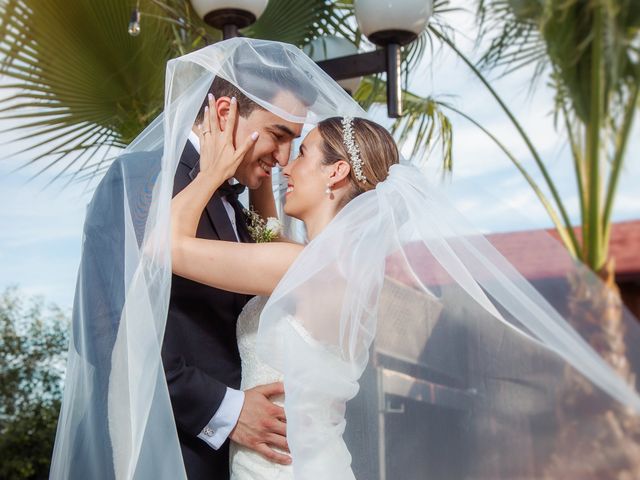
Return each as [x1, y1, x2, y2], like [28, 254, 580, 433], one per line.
[51, 36, 640, 480]
[50, 38, 363, 479]
[257, 165, 640, 478]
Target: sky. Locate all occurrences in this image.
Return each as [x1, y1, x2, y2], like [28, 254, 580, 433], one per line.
[0, 5, 639, 310]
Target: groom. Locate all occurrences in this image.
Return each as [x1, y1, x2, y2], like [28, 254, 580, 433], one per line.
[66, 44, 315, 479]
[163, 70, 315, 478]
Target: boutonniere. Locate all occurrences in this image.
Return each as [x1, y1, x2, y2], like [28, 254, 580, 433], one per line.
[244, 206, 283, 243]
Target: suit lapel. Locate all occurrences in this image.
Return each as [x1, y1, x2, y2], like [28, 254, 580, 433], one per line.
[226, 195, 254, 244]
[236, 215, 252, 243]
[182, 141, 239, 243]
[207, 195, 239, 243]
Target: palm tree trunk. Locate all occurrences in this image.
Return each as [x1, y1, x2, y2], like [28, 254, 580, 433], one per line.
[544, 259, 640, 479]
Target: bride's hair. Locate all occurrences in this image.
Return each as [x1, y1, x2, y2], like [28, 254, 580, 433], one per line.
[317, 117, 399, 206]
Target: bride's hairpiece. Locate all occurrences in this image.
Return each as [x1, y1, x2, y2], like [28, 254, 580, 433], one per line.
[341, 117, 367, 183]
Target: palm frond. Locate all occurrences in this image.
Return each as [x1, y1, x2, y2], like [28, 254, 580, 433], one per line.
[476, 0, 546, 69]
[441, 101, 573, 238]
[473, 0, 640, 270]
[476, 0, 640, 122]
[354, 76, 453, 173]
[0, 0, 174, 175]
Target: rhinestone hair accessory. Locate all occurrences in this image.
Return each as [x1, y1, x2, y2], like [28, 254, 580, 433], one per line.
[341, 116, 367, 183]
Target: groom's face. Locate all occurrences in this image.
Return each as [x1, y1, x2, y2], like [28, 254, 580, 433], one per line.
[231, 91, 304, 189]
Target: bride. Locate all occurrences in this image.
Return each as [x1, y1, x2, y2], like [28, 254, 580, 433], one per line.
[170, 95, 399, 478]
[52, 38, 640, 480]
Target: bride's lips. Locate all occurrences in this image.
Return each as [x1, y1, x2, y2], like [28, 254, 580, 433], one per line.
[286, 184, 294, 196]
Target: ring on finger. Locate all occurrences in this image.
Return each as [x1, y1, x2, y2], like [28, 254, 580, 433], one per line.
[202, 130, 211, 135]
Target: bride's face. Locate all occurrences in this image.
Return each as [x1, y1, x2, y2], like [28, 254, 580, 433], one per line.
[282, 127, 328, 220]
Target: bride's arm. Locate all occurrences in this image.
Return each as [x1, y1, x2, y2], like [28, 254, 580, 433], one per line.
[171, 94, 303, 296]
[172, 238, 302, 296]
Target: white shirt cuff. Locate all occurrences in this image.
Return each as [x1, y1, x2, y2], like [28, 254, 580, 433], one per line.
[197, 387, 245, 450]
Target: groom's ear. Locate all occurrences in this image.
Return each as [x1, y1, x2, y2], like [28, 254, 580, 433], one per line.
[215, 97, 232, 132]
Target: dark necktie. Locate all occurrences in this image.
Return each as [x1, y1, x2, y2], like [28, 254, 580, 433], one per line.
[217, 182, 246, 198]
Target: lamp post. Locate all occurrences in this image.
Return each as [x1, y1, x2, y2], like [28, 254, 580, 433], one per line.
[191, 0, 433, 118]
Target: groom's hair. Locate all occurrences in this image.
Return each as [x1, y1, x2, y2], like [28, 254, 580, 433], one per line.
[195, 43, 317, 124]
[195, 77, 260, 123]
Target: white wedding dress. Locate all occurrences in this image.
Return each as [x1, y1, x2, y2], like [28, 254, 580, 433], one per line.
[229, 296, 293, 480]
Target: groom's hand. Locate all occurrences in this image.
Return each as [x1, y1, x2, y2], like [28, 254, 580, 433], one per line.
[229, 382, 291, 465]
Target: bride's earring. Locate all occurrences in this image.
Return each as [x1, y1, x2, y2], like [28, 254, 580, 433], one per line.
[325, 183, 334, 199]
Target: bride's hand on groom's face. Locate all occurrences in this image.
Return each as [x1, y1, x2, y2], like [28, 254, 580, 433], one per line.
[197, 93, 259, 181]
[229, 381, 291, 465]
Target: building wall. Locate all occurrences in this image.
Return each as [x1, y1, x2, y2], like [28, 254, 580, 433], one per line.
[621, 281, 640, 320]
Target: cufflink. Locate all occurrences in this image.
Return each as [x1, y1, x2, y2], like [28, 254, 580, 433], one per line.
[202, 426, 215, 437]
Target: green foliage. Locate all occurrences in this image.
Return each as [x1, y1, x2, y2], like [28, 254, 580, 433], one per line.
[0, 287, 69, 480]
[473, 0, 640, 271]
[244, 206, 281, 243]
[0, 0, 456, 182]
[477, 0, 640, 122]
[246, 0, 355, 45]
[0, 0, 175, 181]
[0, 0, 359, 180]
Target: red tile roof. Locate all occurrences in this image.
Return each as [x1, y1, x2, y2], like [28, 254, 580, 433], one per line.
[484, 220, 640, 281]
[385, 220, 640, 286]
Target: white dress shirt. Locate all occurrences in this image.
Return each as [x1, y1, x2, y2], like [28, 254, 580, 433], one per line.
[188, 131, 245, 449]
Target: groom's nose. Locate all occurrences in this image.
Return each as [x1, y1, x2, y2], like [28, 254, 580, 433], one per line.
[273, 142, 292, 167]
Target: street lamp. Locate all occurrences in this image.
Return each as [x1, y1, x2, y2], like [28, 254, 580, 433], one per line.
[353, 0, 433, 117]
[309, 1, 433, 117]
[355, 0, 432, 45]
[191, 0, 268, 39]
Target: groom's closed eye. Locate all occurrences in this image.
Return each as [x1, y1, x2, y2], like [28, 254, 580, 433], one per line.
[269, 130, 285, 142]
[269, 124, 299, 141]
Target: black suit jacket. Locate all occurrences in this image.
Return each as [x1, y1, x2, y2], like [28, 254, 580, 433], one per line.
[162, 142, 252, 480]
[72, 143, 250, 479]
[69, 148, 164, 479]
